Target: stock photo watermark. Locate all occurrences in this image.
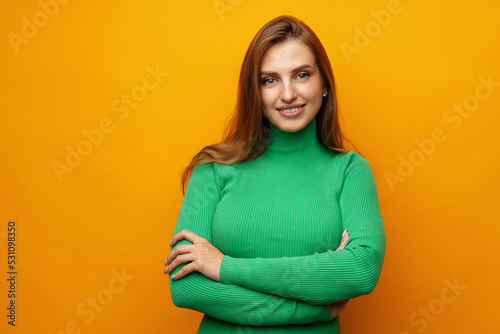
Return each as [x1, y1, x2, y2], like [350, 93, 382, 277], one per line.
[51, 64, 169, 183]
[385, 74, 499, 192]
[213, 0, 243, 21]
[399, 277, 467, 334]
[48, 267, 135, 334]
[340, 0, 414, 64]
[7, 0, 72, 54]
[5, 221, 17, 326]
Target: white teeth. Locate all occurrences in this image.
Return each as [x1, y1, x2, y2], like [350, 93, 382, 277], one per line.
[281, 107, 300, 113]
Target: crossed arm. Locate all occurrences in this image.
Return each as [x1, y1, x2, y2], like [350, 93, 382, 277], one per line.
[165, 163, 336, 325]
[165, 153, 385, 324]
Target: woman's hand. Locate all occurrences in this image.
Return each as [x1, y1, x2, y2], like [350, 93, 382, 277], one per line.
[328, 229, 350, 318]
[164, 229, 225, 282]
[336, 229, 349, 251]
[328, 299, 349, 318]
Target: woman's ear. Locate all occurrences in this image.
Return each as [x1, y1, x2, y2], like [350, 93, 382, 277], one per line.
[322, 83, 328, 96]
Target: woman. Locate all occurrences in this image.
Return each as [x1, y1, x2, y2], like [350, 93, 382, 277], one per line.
[164, 15, 386, 333]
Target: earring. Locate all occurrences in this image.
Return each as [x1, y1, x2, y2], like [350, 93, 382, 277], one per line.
[322, 92, 328, 97]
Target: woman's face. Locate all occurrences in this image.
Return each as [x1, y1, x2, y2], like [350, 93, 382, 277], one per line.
[260, 39, 326, 132]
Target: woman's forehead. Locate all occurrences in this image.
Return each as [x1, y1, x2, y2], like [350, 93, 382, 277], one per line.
[260, 40, 316, 74]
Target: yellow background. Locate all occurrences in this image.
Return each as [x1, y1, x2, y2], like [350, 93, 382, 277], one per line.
[1, 0, 499, 333]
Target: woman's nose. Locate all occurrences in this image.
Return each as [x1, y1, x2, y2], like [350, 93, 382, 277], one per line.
[280, 81, 297, 102]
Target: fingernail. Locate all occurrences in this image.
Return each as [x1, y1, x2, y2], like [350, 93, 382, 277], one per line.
[164, 267, 168, 274]
[338, 246, 344, 250]
[164, 259, 167, 266]
[170, 274, 176, 280]
[169, 239, 172, 247]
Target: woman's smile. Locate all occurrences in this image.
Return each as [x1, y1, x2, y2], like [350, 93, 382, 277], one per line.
[260, 39, 326, 132]
[276, 103, 306, 117]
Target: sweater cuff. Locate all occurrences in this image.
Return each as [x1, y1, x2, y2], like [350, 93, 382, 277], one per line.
[220, 255, 257, 287]
[219, 255, 238, 285]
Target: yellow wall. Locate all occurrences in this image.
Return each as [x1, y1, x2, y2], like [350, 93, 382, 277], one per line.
[1, 0, 499, 333]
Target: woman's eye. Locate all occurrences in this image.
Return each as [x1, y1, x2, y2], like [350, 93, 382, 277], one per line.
[297, 72, 310, 80]
[262, 78, 276, 85]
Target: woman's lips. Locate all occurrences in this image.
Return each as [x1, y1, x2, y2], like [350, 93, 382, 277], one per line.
[276, 104, 306, 118]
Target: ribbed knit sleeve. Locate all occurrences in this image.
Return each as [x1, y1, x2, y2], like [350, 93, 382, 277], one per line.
[219, 152, 386, 305]
[169, 163, 332, 325]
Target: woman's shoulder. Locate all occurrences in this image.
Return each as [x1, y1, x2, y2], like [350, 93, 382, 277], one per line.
[339, 151, 378, 189]
[325, 149, 366, 165]
[337, 150, 367, 164]
[326, 150, 374, 179]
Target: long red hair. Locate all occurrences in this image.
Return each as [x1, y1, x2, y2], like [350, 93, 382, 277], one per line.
[181, 15, 354, 192]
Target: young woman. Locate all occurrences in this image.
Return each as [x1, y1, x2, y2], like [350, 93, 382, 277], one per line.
[164, 15, 386, 333]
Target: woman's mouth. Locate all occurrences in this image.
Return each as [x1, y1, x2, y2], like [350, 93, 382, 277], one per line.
[276, 104, 306, 117]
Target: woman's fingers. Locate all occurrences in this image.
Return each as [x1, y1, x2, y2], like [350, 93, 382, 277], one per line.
[169, 229, 206, 248]
[336, 229, 349, 250]
[164, 229, 225, 282]
[165, 244, 196, 266]
[164, 253, 194, 275]
[169, 262, 198, 280]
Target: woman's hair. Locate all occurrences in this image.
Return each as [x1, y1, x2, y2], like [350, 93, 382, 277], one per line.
[181, 15, 355, 192]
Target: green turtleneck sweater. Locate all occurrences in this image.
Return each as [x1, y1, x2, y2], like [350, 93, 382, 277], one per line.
[169, 120, 386, 333]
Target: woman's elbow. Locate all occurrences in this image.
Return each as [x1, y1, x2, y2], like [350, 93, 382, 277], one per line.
[355, 243, 385, 295]
[170, 282, 192, 309]
[338, 253, 384, 298]
[355, 273, 379, 296]
[354, 259, 384, 296]
[170, 290, 185, 308]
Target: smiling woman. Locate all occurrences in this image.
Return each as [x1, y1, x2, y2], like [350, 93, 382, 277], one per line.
[260, 40, 326, 132]
[164, 15, 386, 334]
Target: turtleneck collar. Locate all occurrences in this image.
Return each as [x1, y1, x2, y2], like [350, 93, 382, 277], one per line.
[265, 120, 325, 156]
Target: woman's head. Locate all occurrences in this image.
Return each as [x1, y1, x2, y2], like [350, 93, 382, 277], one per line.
[228, 15, 344, 150]
[182, 15, 351, 191]
[259, 38, 326, 132]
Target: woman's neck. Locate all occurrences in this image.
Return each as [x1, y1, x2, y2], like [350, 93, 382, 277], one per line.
[265, 120, 324, 156]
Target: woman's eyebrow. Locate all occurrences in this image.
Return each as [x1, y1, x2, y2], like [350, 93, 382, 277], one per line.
[260, 64, 313, 77]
